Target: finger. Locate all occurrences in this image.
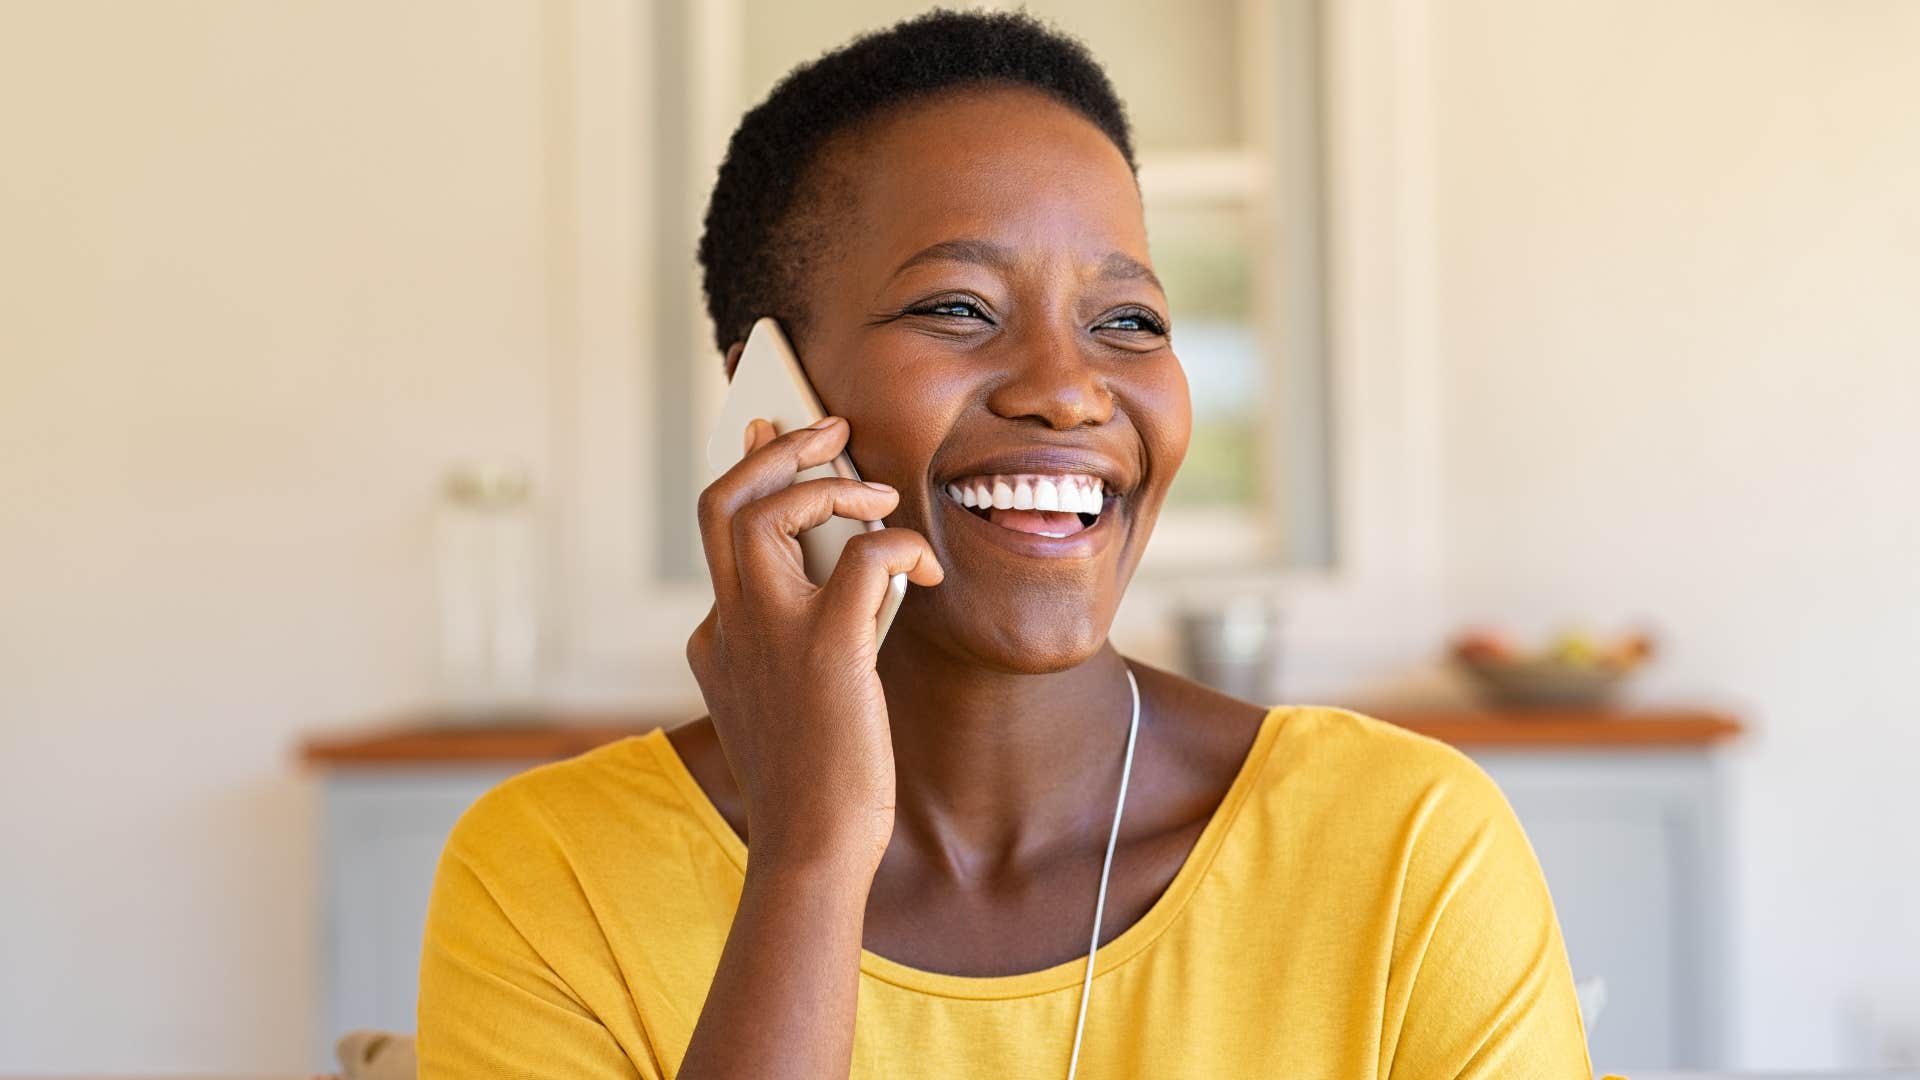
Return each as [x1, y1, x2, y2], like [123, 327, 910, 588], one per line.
[696, 416, 848, 601]
[816, 527, 943, 639]
[744, 417, 774, 455]
[733, 477, 901, 593]
[727, 415, 849, 504]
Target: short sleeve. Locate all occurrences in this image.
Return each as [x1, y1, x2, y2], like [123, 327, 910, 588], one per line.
[416, 794, 657, 1079]
[1380, 758, 1595, 1080]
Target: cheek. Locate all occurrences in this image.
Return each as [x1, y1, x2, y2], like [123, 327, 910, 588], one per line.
[1132, 355, 1193, 490]
[815, 346, 970, 488]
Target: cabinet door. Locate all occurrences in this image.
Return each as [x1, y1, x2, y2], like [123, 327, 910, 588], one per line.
[317, 769, 518, 1067]
[1474, 751, 1728, 1074]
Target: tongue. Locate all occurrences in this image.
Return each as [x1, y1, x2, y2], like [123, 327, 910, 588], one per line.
[987, 508, 1087, 536]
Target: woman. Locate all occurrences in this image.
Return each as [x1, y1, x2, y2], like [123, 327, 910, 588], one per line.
[418, 11, 1593, 1078]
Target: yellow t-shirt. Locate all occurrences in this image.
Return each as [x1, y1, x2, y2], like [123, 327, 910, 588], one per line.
[417, 706, 1595, 1078]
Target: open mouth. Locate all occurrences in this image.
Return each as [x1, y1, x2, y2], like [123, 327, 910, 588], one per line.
[941, 473, 1107, 538]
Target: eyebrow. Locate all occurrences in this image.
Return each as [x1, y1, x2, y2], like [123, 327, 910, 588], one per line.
[888, 238, 1018, 279]
[886, 238, 1165, 294]
[1097, 251, 1164, 294]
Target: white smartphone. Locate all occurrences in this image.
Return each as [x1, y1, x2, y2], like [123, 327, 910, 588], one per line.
[705, 317, 908, 644]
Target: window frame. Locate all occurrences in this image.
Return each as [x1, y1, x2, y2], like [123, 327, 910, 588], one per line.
[539, 0, 1444, 706]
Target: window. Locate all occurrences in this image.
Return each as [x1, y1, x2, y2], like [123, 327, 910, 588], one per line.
[648, 0, 1332, 579]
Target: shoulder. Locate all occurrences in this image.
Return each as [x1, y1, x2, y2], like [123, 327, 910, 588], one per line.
[1250, 705, 1528, 877]
[1264, 704, 1506, 812]
[426, 729, 739, 985]
[439, 731, 710, 885]
[1269, 710, 1591, 1072]
[420, 734, 716, 1075]
[1241, 705, 1563, 953]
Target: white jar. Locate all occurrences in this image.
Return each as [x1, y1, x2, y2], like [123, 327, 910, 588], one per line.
[434, 463, 542, 720]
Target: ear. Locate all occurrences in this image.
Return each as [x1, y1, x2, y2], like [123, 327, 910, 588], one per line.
[722, 340, 745, 381]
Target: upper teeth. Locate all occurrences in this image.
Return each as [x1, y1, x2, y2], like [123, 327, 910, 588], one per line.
[943, 474, 1106, 515]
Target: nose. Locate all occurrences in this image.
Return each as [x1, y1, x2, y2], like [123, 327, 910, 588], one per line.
[985, 323, 1116, 430]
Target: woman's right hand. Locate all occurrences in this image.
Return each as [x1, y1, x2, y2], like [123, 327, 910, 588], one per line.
[686, 415, 943, 877]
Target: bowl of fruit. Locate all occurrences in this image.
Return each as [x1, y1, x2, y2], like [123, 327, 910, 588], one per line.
[1450, 629, 1654, 708]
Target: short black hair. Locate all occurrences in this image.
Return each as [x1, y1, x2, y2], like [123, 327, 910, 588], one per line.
[695, 8, 1137, 358]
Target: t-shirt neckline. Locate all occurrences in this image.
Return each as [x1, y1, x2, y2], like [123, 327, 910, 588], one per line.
[640, 704, 1290, 1001]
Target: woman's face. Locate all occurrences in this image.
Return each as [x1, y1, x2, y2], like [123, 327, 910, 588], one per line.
[784, 85, 1191, 672]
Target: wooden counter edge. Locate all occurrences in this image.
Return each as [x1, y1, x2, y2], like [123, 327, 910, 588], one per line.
[300, 707, 1743, 767]
[1373, 709, 1743, 749]
[301, 715, 671, 767]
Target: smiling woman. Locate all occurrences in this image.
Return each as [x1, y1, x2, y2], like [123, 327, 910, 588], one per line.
[415, 11, 1594, 1079]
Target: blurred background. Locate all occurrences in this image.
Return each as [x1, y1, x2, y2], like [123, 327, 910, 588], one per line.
[2, 0, 1916, 1076]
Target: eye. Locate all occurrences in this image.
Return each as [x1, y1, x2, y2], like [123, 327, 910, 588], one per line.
[909, 297, 992, 322]
[1096, 307, 1169, 336]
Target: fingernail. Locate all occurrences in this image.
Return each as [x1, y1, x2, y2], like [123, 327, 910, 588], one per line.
[742, 420, 759, 454]
[807, 415, 841, 430]
[863, 481, 893, 492]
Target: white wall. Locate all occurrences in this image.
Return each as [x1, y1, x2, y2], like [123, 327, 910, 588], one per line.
[0, 2, 555, 1071]
[1431, 0, 1920, 1067]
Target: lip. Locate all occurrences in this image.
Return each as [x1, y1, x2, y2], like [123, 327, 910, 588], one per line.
[932, 447, 1135, 495]
[937, 488, 1121, 560]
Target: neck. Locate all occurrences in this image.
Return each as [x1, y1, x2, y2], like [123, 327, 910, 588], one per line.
[874, 633, 1137, 879]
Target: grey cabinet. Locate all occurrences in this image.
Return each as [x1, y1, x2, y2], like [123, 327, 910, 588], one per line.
[315, 768, 521, 1069]
[1475, 751, 1729, 1075]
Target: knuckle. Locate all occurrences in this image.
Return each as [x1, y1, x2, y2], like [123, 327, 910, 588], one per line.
[851, 526, 915, 556]
[760, 427, 812, 462]
[730, 494, 780, 547]
[836, 528, 908, 575]
[840, 528, 886, 563]
[735, 479, 836, 544]
[695, 482, 730, 529]
[685, 622, 713, 674]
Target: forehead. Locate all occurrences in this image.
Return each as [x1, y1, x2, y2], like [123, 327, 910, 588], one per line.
[817, 85, 1149, 282]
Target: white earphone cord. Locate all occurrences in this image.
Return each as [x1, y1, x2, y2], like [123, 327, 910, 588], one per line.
[1065, 668, 1141, 1080]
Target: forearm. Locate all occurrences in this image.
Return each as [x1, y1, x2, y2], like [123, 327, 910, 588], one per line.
[678, 851, 874, 1079]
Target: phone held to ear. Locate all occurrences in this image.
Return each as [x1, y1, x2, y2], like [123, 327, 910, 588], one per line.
[705, 317, 909, 644]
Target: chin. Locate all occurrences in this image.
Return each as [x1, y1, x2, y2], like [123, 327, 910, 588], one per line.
[894, 584, 1118, 674]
